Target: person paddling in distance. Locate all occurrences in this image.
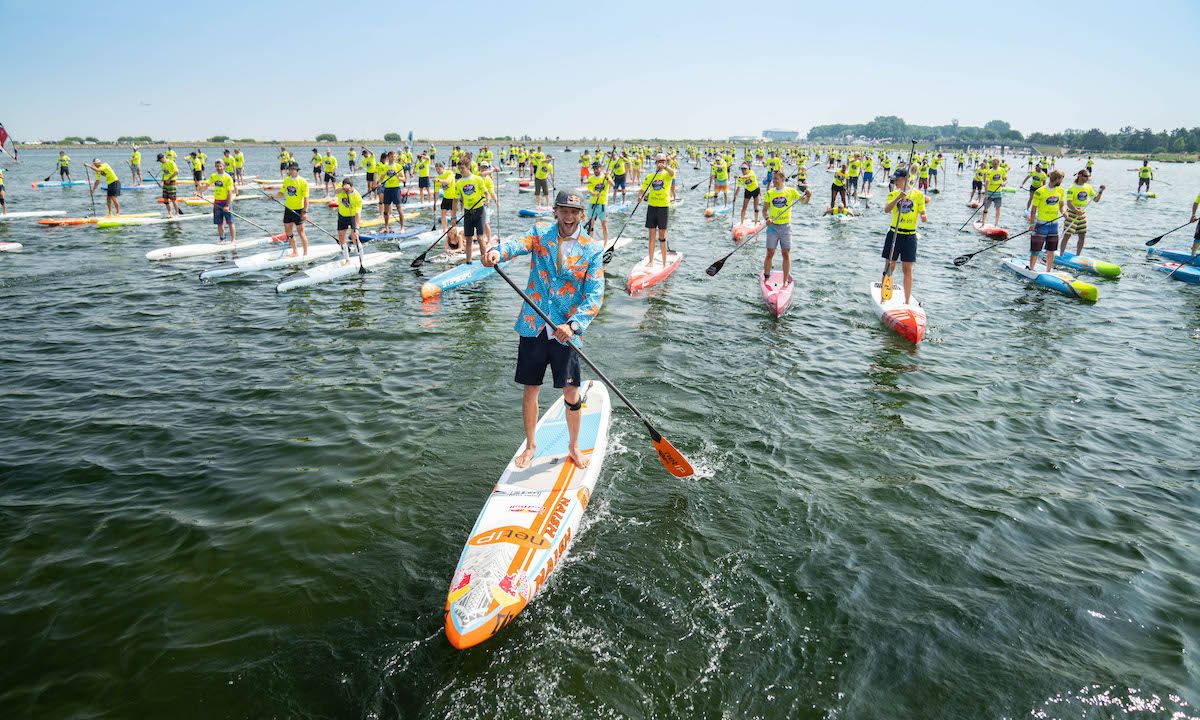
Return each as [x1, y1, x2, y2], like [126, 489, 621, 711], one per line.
[736, 163, 762, 225]
[455, 158, 498, 264]
[1026, 170, 1066, 272]
[533, 153, 556, 209]
[130, 145, 142, 186]
[334, 178, 363, 266]
[57, 151, 72, 181]
[1136, 159, 1154, 194]
[157, 152, 182, 217]
[378, 151, 407, 235]
[197, 159, 236, 244]
[264, 162, 310, 258]
[638, 154, 676, 267]
[708, 157, 730, 208]
[831, 162, 849, 209]
[881, 167, 927, 306]
[85, 159, 121, 216]
[1061, 170, 1105, 256]
[968, 162, 985, 206]
[761, 171, 802, 285]
[585, 161, 613, 246]
[982, 158, 1007, 227]
[322, 148, 338, 197]
[310, 148, 324, 183]
[481, 191, 605, 470]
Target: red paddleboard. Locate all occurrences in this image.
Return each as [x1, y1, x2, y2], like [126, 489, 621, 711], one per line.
[974, 220, 1008, 239]
[732, 220, 766, 241]
[628, 251, 682, 293]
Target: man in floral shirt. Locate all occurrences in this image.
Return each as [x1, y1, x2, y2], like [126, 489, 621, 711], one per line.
[483, 191, 605, 469]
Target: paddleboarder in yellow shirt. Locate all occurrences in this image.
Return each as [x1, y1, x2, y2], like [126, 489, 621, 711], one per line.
[85, 159, 121, 215]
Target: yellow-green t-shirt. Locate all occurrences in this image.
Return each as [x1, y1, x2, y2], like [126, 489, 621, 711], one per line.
[738, 170, 758, 193]
[323, 155, 337, 173]
[437, 170, 457, 199]
[1031, 185, 1065, 222]
[986, 168, 1006, 192]
[455, 174, 489, 211]
[382, 163, 404, 188]
[886, 188, 926, 232]
[95, 163, 118, 185]
[131, 151, 141, 166]
[281, 176, 309, 210]
[336, 189, 362, 217]
[207, 172, 234, 201]
[587, 174, 609, 205]
[534, 162, 553, 180]
[640, 170, 672, 207]
[1066, 183, 1095, 209]
[763, 186, 802, 225]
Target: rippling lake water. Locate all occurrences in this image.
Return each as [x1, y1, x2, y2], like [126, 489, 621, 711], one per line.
[1, 147, 1198, 719]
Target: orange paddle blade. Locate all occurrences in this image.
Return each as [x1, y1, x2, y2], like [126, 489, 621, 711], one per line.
[653, 436, 694, 478]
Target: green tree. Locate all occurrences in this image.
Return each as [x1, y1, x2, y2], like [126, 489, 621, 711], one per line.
[207, 135, 230, 143]
[62, 136, 84, 144]
[984, 120, 1011, 133]
[316, 133, 337, 142]
[383, 132, 402, 142]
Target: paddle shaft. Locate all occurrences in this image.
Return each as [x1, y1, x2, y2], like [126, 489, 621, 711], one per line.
[706, 191, 803, 277]
[146, 170, 275, 236]
[954, 214, 1064, 265]
[491, 263, 665, 441]
[83, 165, 97, 216]
[1165, 249, 1200, 280]
[258, 187, 341, 243]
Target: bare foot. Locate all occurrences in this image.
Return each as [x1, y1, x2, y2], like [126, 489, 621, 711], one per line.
[567, 446, 589, 469]
[514, 446, 536, 469]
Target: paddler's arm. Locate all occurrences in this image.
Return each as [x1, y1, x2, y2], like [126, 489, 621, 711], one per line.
[1094, 184, 1105, 202]
[482, 228, 537, 267]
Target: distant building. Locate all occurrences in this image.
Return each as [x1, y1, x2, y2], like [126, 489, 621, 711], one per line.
[762, 129, 799, 142]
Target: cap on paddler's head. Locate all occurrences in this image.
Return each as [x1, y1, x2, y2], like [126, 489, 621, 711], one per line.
[591, 161, 601, 169]
[288, 161, 300, 170]
[554, 190, 585, 210]
[655, 153, 667, 161]
[893, 167, 909, 178]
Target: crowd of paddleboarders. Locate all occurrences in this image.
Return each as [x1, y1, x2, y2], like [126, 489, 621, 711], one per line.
[10, 142, 1200, 311]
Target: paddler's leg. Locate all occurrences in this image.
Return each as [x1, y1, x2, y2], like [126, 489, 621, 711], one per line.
[228, 214, 236, 243]
[297, 222, 309, 255]
[901, 261, 913, 305]
[516, 383, 539, 469]
[338, 227, 349, 264]
[659, 229, 669, 266]
[1044, 229, 1058, 272]
[563, 384, 588, 469]
[782, 247, 792, 285]
[284, 221, 297, 257]
[763, 235, 776, 277]
[600, 217, 608, 245]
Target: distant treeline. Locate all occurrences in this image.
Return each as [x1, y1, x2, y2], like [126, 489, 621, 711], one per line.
[807, 116, 1024, 143]
[1025, 126, 1200, 154]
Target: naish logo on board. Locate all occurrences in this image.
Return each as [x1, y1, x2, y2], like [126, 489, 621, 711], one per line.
[542, 496, 570, 541]
[469, 526, 551, 550]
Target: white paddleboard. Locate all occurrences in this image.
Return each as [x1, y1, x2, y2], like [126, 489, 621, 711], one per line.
[276, 251, 404, 292]
[199, 244, 342, 279]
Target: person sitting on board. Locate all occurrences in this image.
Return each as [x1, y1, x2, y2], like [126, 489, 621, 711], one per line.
[86, 159, 121, 216]
[482, 191, 605, 470]
[881, 167, 928, 306]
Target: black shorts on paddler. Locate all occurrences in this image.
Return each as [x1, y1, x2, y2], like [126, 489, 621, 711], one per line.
[106, 181, 121, 197]
[882, 230, 917, 264]
[283, 207, 305, 225]
[336, 215, 358, 231]
[515, 334, 581, 388]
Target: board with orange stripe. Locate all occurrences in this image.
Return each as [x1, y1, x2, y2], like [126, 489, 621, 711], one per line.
[445, 381, 611, 649]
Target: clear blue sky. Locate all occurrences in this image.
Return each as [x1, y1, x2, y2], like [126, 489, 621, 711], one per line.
[4, 0, 1197, 141]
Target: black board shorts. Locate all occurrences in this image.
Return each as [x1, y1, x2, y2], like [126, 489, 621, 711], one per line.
[336, 215, 358, 231]
[106, 181, 121, 197]
[283, 207, 305, 225]
[882, 230, 917, 263]
[462, 207, 485, 238]
[515, 334, 580, 388]
[645, 205, 669, 230]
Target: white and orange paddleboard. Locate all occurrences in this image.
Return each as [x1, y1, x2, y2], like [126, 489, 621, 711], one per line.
[445, 381, 612, 650]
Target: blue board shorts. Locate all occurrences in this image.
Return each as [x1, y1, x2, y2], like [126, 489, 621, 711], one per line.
[212, 200, 232, 224]
[588, 203, 607, 221]
[383, 186, 402, 206]
[864, 171, 873, 182]
[613, 173, 626, 190]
